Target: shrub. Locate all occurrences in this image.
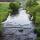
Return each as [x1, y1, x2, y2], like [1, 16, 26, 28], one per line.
[9, 2, 20, 15]
[9, 2, 20, 10]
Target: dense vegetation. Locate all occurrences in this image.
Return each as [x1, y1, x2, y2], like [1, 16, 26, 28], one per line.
[25, 0, 40, 40]
[0, 2, 9, 22]
[9, 2, 20, 15]
[0, 2, 9, 32]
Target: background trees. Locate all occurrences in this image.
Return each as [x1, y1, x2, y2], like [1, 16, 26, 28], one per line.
[26, 0, 39, 24]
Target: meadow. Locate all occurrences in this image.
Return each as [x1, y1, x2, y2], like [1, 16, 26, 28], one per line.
[0, 2, 9, 22]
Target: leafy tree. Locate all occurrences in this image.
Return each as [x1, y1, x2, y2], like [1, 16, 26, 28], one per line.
[26, 0, 38, 8]
[31, 5, 40, 24]
[26, 0, 39, 24]
[9, 2, 20, 15]
[26, 0, 40, 38]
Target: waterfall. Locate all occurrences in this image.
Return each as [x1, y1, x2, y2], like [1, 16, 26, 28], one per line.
[2, 1, 37, 40]
[2, 7, 37, 40]
[3, 8, 33, 28]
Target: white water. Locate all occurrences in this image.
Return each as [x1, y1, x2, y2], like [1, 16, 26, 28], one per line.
[2, 8, 36, 40]
[3, 8, 32, 27]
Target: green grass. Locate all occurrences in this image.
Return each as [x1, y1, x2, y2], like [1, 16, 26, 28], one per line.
[0, 2, 10, 22]
[0, 2, 10, 31]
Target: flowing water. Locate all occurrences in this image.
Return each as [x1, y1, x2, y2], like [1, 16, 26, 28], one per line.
[2, 8, 37, 40]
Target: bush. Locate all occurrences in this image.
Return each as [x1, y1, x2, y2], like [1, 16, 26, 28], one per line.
[34, 27, 40, 37]
[9, 2, 20, 15]
[9, 2, 20, 12]
[9, 2, 20, 10]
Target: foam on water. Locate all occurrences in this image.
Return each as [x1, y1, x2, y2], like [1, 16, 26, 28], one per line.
[2, 8, 36, 40]
[3, 8, 32, 27]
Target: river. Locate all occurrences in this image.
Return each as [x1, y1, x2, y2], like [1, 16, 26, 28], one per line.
[1, 8, 37, 40]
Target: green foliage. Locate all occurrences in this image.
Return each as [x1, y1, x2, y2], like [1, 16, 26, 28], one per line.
[9, 2, 20, 15]
[9, 2, 20, 11]
[0, 2, 9, 32]
[0, 16, 3, 32]
[26, 0, 39, 24]
[34, 28, 40, 37]
[26, 0, 40, 39]
[37, 37, 40, 40]
[26, 0, 38, 8]
[26, 0, 39, 14]
[33, 5, 40, 12]
[0, 2, 9, 22]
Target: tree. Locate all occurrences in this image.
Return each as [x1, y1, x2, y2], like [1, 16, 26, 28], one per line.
[26, 0, 39, 24]
[9, 2, 20, 16]
[26, 0, 38, 8]
[26, 0, 40, 37]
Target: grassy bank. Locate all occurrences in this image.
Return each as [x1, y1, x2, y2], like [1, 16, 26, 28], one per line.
[0, 2, 10, 22]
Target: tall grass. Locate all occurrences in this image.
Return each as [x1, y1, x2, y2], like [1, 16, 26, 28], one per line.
[0, 2, 10, 22]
